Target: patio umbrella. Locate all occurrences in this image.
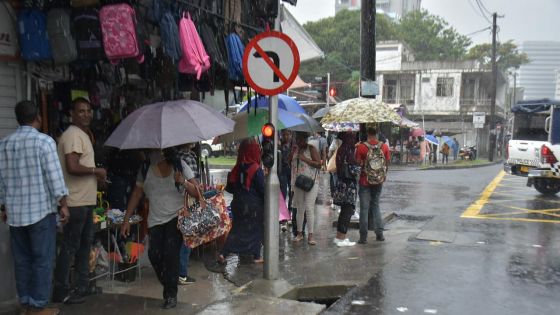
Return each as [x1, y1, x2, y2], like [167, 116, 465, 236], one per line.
[320, 98, 402, 124]
[104, 100, 235, 149]
[289, 113, 324, 133]
[217, 108, 305, 143]
[425, 134, 439, 145]
[410, 127, 425, 137]
[399, 117, 419, 128]
[238, 94, 305, 114]
[312, 107, 330, 119]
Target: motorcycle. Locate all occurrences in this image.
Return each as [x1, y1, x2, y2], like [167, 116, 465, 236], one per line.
[459, 146, 477, 160]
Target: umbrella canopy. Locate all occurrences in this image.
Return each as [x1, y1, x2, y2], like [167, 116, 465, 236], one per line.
[238, 94, 305, 114]
[399, 116, 419, 128]
[320, 98, 402, 124]
[410, 127, 425, 137]
[289, 113, 324, 133]
[322, 122, 360, 132]
[218, 109, 305, 143]
[105, 100, 235, 149]
[441, 136, 454, 146]
[312, 107, 330, 119]
[425, 134, 439, 145]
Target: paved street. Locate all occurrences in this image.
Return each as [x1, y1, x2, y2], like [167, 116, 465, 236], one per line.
[33, 164, 560, 315]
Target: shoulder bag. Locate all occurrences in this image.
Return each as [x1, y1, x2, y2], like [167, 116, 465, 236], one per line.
[177, 186, 221, 238]
[295, 157, 318, 192]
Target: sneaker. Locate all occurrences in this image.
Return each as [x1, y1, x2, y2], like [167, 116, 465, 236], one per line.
[178, 276, 196, 285]
[281, 223, 288, 232]
[333, 238, 342, 244]
[64, 290, 85, 304]
[337, 239, 356, 247]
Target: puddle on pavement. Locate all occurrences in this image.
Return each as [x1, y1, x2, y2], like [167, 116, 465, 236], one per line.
[281, 284, 356, 308]
[384, 213, 433, 231]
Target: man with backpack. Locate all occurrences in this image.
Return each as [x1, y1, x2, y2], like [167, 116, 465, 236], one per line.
[355, 126, 390, 244]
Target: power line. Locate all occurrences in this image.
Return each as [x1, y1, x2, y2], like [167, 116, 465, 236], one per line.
[468, 0, 490, 22]
[474, 0, 492, 24]
[465, 26, 491, 38]
[476, 0, 493, 16]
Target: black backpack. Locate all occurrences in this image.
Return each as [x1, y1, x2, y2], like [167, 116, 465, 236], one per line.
[200, 21, 227, 71]
[73, 8, 105, 60]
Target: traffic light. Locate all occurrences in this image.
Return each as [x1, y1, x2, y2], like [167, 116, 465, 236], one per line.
[329, 86, 337, 97]
[261, 123, 275, 168]
[314, 76, 327, 101]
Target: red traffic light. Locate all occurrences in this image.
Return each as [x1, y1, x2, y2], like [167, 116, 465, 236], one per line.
[262, 123, 275, 138]
[329, 86, 337, 97]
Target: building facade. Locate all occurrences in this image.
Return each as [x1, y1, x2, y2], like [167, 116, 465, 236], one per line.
[556, 70, 560, 99]
[518, 41, 560, 100]
[335, 0, 421, 18]
[375, 42, 507, 156]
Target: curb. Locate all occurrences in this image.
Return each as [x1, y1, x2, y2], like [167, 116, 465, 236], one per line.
[331, 212, 397, 229]
[417, 159, 504, 171]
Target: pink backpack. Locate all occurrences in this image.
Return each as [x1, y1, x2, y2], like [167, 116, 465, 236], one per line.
[178, 12, 210, 80]
[99, 4, 144, 64]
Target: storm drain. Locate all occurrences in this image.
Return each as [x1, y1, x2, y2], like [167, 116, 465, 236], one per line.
[281, 284, 356, 308]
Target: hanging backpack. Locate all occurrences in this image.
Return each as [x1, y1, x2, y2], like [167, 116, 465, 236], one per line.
[363, 142, 387, 185]
[200, 22, 227, 71]
[159, 11, 181, 63]
[225, 32, 244, 82]
[17, 9, 52, 61]
[178, 12, 211, 80]
[73, 8, 105, 60]
[47, 8, 77, 64]
[251, 0, 278, 19]
[99, 3, 144, 64]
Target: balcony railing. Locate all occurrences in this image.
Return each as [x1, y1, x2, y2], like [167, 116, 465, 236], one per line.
[460, 99, 492, 106]
[383, 98, 415, 106]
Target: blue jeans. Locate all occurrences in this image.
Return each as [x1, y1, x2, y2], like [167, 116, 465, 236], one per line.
[179, 244, 191, 278]
[10, 213, 57, 308]
[54, 206, 94, 295]
[358, 185, 384, 237]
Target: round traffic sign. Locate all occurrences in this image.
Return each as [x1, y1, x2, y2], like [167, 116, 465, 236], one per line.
[243, 31, 300, 96]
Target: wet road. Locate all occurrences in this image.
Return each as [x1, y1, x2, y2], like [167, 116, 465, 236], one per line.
[327, 164, 560, 315]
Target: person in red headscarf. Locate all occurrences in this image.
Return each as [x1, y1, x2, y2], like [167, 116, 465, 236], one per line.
[219, 139, 265, 264]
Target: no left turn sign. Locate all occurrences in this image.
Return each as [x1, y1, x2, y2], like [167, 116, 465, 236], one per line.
[243, 31, 300, 96]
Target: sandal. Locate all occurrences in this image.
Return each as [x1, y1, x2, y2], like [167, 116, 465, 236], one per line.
[308, 239, 317, 246]
[293, 235, 304, 242]
[254, 258, 264, 264]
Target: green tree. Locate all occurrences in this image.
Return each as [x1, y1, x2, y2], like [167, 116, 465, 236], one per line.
[466, 40, 530, 70]
[397, 10, 471, 61]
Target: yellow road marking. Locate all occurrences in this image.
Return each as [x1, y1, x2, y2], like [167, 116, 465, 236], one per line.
[461, 171, 506, 218]
[469, 215, 560, 224]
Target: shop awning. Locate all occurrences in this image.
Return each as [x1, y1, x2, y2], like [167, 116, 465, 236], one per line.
[280, 5, 325, 62]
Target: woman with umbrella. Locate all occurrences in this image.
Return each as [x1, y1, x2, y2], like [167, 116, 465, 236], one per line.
[291, 132, 322, 245]
[120, 148, 203, 309]
[219, 139, 265, 263]
[333, 132, 360, 247]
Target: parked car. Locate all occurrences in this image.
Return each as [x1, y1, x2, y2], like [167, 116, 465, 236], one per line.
[201, 138, 223, 157]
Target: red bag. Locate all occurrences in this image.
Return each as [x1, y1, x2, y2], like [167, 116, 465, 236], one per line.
[99, 3, 144, 64]
[181, 192, 231, 248]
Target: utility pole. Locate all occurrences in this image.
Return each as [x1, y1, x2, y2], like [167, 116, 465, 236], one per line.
[488, 12, 498, 162]
[360, 0, 376, 99]
[325, 72, 330, 109]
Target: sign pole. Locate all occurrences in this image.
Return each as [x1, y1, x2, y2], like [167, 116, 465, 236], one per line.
[263, 0, 281, 280]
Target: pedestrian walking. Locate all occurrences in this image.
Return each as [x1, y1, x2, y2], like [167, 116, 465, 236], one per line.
[291, 132, 322, 245]
[452, 138, 460, 160]
[419, 136, 431, 165]
[333, 132, 360, 247]
[53, 98, 107, 305]
[0, 101, 69, 315]
[121, 148, 201, 309]
[328, 133, 342, 210]
[279, 130, 292, 232]
[219, 140, 265, 263]
[355, 126, 390, 244]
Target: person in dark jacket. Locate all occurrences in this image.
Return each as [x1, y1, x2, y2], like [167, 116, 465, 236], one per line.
[219, 139, 265, 264]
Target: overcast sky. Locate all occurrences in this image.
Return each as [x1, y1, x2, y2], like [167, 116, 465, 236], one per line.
[285, 0, 560, 45]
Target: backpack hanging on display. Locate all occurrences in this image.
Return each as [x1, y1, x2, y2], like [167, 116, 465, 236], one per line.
[363, 142, 387, 185]
[225, 32, 244, 82]
[73, 8, 105, 60]
[200, 21, 227, 71]
[47, 8, 77, 64]
[178, 12, 211, 80]
[159, 11, 182, 63]
[17, 9, 52, 61]
[99, 3, 144, 64]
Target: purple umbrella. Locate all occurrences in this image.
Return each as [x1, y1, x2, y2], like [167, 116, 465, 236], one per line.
[105, 100, 235, 149]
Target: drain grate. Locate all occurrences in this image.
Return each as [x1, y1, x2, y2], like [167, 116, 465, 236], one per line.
[281, 284, 356, 308]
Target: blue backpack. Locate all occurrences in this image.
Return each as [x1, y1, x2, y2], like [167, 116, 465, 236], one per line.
[159, 11, 182, 63]
[226, 33, 245, 82]
[18, 9, 52, 61]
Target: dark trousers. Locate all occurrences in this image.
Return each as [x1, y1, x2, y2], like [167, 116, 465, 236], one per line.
[10, 213, 56, 308]
[54, 206, 94, 294]
[148, 217, 183, 299]
[279, 167, 291, 200]
[442, 154, 449, 164]
[336, 204, 355, 235]
[291, 206, 307, 237]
